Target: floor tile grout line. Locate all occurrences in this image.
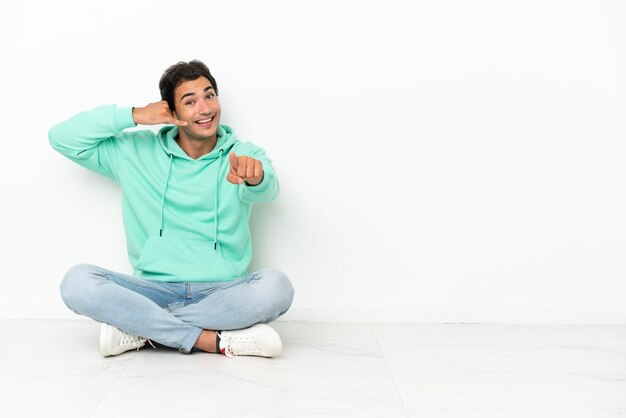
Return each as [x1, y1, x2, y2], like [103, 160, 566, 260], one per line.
[89, 351, 137, 418]
[370, 322, 410, 418]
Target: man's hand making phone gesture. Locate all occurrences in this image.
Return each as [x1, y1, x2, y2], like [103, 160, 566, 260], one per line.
[132, 101, 188, 126]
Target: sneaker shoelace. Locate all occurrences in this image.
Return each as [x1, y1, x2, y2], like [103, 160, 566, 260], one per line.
[119, 332, 155, 351]
[219, 333, 262, 358]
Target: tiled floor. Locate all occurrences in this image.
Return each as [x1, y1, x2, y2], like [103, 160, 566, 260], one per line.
[0, 320, 625, 417]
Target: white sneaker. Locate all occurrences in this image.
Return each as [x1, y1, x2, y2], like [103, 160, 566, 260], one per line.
[218, 324, 283, 358]
[99, 323, 148, 357]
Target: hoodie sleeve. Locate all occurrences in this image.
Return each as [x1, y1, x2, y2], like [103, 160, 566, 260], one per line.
[48, 104, 136, 181]
[235, 142, 280, 203]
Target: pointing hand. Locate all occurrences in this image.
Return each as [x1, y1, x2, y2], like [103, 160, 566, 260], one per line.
[227, 152, 264, 185]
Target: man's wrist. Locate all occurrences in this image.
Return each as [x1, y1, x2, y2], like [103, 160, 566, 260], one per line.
[131, 107, 140, 125]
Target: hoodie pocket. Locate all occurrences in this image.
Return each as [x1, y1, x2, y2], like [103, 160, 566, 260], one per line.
[136, 236, 240, 282]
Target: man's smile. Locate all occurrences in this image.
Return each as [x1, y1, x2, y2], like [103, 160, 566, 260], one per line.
[195, 114, 216, 128]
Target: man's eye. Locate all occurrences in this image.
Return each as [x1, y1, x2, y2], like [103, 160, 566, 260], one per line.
[185, 101, 194, 106]
[207, 93, 214, 99]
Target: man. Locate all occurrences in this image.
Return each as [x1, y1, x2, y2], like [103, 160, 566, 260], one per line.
[49, 60, 294, 358]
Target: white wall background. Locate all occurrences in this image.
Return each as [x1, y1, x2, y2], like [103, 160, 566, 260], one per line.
[1, 0, 624, 323]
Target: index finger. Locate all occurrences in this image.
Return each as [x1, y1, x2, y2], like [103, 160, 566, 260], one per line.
[229, 152, 239, 169]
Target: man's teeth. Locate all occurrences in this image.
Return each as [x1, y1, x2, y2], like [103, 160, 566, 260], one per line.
[196, 117, 214, 123]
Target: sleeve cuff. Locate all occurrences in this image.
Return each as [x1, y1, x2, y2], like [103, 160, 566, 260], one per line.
[244, 171, 269, 192]
[114, 106, 137, 131]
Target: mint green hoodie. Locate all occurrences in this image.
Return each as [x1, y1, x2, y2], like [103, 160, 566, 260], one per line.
[49, 104, 279, 282]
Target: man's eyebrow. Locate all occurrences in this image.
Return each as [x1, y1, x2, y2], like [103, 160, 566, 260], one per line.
[180, 86, 215, 102]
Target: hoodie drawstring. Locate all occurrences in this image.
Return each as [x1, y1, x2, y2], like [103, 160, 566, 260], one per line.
[158, 149, 223, 250]
[214, 149, 224, 249]
[159, 153, 174, 237]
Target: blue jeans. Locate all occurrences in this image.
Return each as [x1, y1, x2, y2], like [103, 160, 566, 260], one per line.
[60, 264, 295, 353]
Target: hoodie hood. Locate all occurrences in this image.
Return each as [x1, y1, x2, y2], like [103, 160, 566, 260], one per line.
[157, 124, 237, 160]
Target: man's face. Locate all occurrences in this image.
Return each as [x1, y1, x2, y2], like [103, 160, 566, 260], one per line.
[173, 76, 221, 142]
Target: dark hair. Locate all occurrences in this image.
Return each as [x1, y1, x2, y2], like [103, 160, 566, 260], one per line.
[159, 60, 219, 111]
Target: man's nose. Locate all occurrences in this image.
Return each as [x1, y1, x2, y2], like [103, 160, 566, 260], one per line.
[198, 100, 211, 114]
